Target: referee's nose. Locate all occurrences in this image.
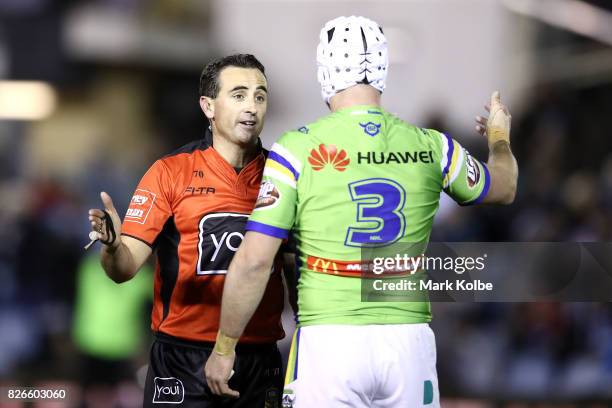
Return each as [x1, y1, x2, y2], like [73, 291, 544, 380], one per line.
[244, 97, 258, 117]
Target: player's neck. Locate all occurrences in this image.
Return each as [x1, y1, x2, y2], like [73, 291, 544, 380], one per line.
[211, 132, 259, 168]
[329, 85, 381, 112]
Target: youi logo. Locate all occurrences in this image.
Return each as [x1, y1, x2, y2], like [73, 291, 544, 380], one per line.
[153, 377, 184, 404]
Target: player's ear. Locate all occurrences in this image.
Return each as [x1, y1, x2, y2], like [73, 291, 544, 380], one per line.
[200, 96, 215, 120]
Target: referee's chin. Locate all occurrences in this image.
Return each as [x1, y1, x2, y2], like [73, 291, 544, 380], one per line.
[231, 126, 262, 147]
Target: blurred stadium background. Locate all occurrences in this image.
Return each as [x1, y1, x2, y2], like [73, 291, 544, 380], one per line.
[0, 0, 611, 407]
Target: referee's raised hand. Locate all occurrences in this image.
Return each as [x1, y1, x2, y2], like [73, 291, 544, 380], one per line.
[87, 191, 122, 250]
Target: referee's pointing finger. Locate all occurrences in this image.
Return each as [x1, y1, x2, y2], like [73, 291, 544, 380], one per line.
[100, 191, 116, 213]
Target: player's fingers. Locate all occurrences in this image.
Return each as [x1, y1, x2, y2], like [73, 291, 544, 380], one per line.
[219, 383, 240, 399]
[475, 119, 487, 134]
[205, 369, 223, 396]
[100, 191, 117, 214]
[208, 379, 220, 396]
[502, 105, 512, 117]
[475, 115, 487, 126]
[484, 104, 491, 112]
[490, 90, 501, 107]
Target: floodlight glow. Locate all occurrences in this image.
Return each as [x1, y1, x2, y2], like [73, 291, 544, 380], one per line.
[0, 81, 57, 120]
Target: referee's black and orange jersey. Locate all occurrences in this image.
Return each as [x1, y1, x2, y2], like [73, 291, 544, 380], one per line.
[122, 133, 284, 344]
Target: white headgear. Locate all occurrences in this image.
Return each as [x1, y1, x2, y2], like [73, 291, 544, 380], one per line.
[317, 16, 389, 103]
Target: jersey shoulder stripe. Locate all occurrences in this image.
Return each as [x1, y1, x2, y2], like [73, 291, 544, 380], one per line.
[444, 142, 465, 188]
[268, 151, 300, 182]
[440, 132, 454, 178]
[263, 166, 297, 189]
[264, 142, 305, 189]
[270, 143, 303, 176]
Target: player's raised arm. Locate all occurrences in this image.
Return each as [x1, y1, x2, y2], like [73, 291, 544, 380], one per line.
[88, 191, 152, 283]
[475, 91, 518, 204]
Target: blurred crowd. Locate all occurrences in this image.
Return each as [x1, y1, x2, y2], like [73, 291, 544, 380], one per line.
[429, 82, 612, 404]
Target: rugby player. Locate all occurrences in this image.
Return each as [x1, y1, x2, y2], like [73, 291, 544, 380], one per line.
[206, 16, 518, 407]
[88, 54, 285, 407]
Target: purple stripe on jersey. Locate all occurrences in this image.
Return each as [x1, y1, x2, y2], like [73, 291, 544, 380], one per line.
[268, 151, 300, 181]
[461, 162, 491, 206]
[472, 162, 491, 205]
[442, 133, 454, 178]
[245, 220, 289, 239]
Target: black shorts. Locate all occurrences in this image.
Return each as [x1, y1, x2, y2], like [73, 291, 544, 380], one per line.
[143, 333, 282, 408]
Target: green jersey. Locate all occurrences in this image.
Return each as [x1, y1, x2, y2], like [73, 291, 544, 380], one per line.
[246, 105, 490, 326]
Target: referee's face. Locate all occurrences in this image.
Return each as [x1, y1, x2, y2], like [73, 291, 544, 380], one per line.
[205, 66, 268, 147]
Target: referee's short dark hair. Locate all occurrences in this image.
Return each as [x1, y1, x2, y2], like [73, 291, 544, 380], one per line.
[199, 54, 266, 98]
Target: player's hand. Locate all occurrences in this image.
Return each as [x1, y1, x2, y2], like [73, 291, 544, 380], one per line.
[204, 352, 239, 398]
[475, 91, 512, 148]
[87, 191, 122, 250]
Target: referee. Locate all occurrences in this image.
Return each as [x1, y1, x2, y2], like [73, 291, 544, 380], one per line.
[88, 54, 286, 407]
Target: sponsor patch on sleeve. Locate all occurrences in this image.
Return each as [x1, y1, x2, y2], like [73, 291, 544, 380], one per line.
[255, 181, 281, 210]
[125, 189, 156, 224]
[465, 149, 481, 189]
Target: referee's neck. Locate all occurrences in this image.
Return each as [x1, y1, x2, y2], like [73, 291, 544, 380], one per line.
[211, 134, 260, 168]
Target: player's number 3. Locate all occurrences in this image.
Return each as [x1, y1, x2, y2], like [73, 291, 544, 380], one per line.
[345, 178, 407, 247]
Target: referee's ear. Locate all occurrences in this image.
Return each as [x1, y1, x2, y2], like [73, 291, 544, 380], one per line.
[200, 96, 215, 120]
